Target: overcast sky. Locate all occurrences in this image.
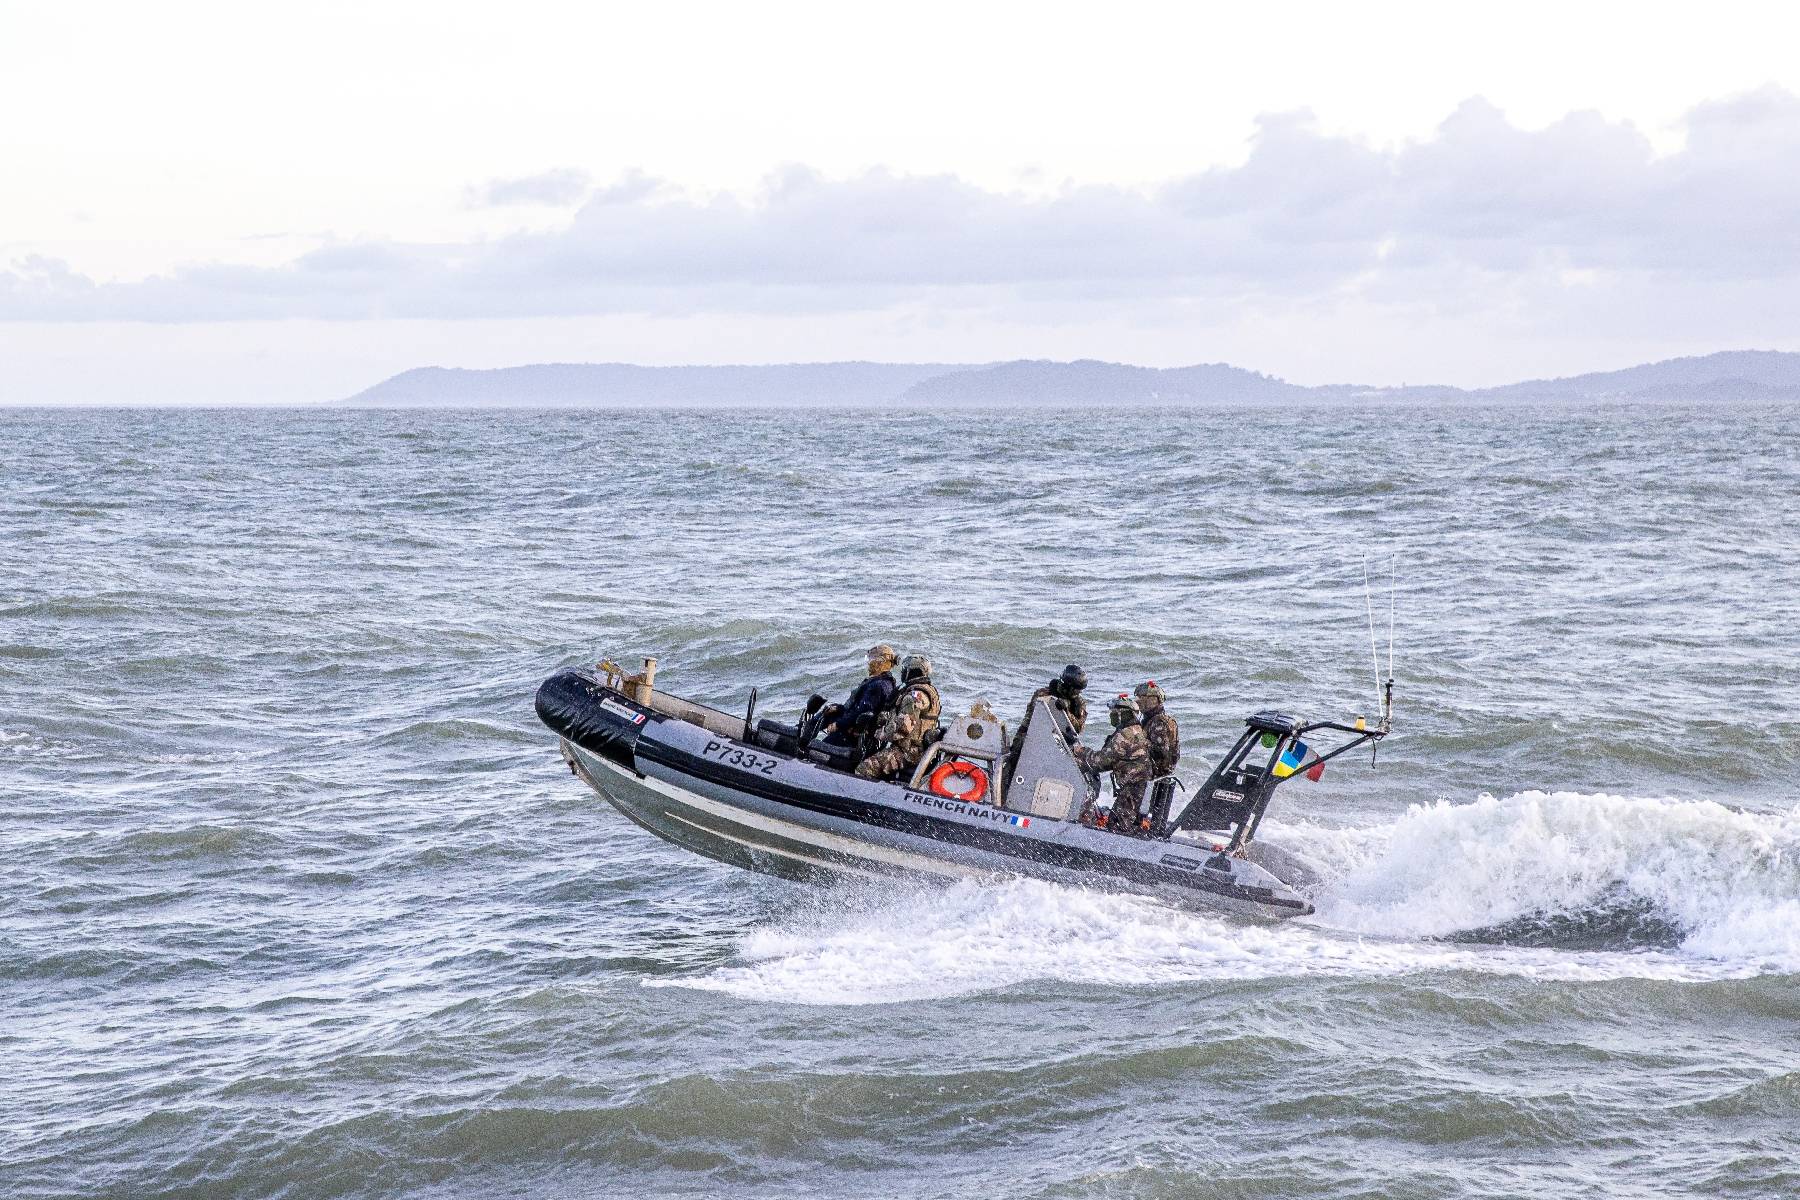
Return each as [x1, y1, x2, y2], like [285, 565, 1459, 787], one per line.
[5, 0, 1800, 403]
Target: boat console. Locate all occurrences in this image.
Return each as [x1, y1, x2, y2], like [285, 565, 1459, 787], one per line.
[997, 696, 1099, 821]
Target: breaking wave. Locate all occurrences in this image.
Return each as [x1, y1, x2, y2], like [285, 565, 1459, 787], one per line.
[1282, 790, 1800, 965]
[660, 791, 1800, 1005]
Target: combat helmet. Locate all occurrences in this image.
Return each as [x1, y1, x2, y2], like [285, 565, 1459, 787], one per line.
[900, 653, 932, 683]
[1108, 692, 1140, 727]
[1057, 664, 1088, 695]
[866, 643, 897, 672]
[1133, 679, 1165, 706]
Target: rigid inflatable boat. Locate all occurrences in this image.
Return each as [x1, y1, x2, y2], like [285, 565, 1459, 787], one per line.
[536, 657, 1390, 921]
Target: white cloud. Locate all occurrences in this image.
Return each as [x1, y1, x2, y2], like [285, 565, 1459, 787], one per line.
[468, 168, 593, 208]
[4, 90, 1799, 338]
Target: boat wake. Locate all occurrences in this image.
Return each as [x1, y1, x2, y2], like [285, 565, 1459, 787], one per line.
[655, 790, 1800, 1005]
[1285, 790, 1800, 963]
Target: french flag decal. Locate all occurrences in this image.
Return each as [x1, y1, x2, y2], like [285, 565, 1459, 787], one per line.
[1007, 815, 1031, 828]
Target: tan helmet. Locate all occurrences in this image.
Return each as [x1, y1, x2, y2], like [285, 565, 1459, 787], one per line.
[900, 653, 932, 683]
[1133, 680, 1166, 705]
[867, 643, 897, 672]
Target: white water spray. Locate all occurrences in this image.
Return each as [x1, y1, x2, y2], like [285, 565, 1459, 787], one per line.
[654, 791, 1800, 1006]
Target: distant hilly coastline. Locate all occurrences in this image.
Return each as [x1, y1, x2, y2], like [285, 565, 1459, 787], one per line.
[337, 350, 1800, 408]
[342, 362, 965, 408]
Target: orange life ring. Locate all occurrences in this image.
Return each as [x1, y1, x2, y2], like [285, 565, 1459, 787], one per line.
[928, 760, 989, 804]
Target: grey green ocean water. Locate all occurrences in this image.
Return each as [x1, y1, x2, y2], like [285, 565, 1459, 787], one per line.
[3, 400, 1798, 1199]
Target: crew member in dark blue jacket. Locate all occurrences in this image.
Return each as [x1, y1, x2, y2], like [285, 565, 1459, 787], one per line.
[821, 643, 898, 747]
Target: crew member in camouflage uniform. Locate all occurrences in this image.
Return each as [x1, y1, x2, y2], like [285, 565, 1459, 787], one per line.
[854, 654, 942, 782]
[1135, 680, 1180, 834]
[1077, 694, 1151, 833]
[1003, 664, 1088, 784]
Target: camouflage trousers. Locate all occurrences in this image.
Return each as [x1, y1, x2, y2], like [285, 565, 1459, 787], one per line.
[1108, 783, 1146, 834]
[855, 744, 920, 782]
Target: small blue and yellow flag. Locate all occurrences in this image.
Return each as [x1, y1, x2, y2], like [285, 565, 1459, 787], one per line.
[1272, 739, 1309, 778]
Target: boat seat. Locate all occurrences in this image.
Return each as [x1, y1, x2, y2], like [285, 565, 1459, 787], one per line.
[753, 717, 861, 772]
[805, 742, 861, 772]
[753, 717, 804, 755]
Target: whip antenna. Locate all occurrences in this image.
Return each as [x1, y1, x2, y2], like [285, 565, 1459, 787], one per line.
[1387, 556, 1396, 679]
[1385, 555, 1397, 730]
[1362, 553, 1381, 714]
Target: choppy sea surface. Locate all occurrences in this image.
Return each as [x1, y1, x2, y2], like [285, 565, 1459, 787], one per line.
[3, 400, 1799, 1199]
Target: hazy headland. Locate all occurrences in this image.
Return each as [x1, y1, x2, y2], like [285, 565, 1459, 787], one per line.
[338, 348, 1800, 408]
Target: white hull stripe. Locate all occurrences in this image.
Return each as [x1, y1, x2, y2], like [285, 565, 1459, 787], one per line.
[584, 749, 984, 881]
[661, 812, 892, 880]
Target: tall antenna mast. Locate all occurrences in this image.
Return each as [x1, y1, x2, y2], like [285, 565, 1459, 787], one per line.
[1386, 555, 1397, 729]
[1363, 553, 1381, 715]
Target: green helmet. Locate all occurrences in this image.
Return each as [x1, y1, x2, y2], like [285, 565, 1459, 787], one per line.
[1133, 680, 1165, 705]
[1108, 693, 1139, 727]
[901, 653, 931, 682]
